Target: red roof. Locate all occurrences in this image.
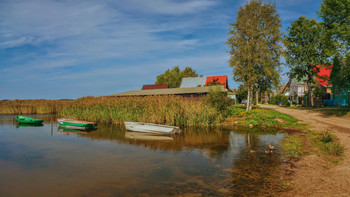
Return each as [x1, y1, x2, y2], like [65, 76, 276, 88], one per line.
[205, 75, 229, 89]
[315, 65, 332, 86]
[142, 84, 169, 90]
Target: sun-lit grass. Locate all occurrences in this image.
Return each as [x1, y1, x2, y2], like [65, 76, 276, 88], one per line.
[225, 105, 300, 128]
[282, 130, 344, 161]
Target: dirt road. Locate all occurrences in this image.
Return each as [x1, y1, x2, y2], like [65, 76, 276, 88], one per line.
[259, 105, 350, 196]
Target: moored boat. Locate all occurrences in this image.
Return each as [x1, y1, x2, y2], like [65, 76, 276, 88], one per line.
[124, 122, 181, 134]
[16, 116, 44, 124]
[57, 119, 96, 130]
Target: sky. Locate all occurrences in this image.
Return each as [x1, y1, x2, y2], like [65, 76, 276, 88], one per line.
[0, 0, 323, 100]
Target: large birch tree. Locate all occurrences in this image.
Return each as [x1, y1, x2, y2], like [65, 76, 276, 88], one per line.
[227, 0, 282, 111]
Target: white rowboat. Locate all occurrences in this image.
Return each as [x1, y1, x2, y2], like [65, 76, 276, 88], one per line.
[124, 122, 181, 134]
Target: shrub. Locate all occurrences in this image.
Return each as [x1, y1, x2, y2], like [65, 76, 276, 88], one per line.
[204, 86, 230, 113]
[270, 94, 288, 106]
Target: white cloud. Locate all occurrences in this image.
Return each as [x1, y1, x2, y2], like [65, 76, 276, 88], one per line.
[118, 0, 217, 15]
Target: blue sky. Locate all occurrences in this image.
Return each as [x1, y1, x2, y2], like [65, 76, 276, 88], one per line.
[0, 0, 322, 99]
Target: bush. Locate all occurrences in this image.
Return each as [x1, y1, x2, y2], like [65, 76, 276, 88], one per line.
[205, 86, 230, 113]
[270, 94, 289, 106]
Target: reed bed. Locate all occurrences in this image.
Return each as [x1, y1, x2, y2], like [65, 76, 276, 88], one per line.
[0, 99, 72, 114]
[59, 96, 223, 127]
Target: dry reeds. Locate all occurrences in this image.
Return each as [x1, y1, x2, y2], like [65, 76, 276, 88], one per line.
[0, 99, 72, 114]
[59, 96, 222, 127]
[0, 96, 223, 127]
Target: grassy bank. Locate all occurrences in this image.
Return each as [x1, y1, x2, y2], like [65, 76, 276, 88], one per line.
[59, 96, 222, 127]
[224, 105, 301, 128]
[283, 130, 344, 162]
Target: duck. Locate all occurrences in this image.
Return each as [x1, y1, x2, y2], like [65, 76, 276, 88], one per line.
[268, 144, 275, 150]
[265, 149, 273, 154]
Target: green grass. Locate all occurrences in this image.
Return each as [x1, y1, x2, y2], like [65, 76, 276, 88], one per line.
[282, 134, 306, 157]
[282, 131, 344, 160]
[225, 105, 301, 128]
[316, 108, 350, 118]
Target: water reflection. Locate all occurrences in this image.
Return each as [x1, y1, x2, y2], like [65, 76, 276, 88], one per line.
[125, 132, 174, 141]
[0, 115, 285, 196]
[16, 123, 44, 128]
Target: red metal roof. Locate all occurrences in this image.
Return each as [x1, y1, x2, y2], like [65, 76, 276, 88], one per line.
[315, 65, 332, 86]
[142, 84, 169, 90]
[205, 75, 229, 89]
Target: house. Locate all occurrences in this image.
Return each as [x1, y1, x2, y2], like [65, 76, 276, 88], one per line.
[288, 77, 308, 104]
[180, 76, 206, 88]
[315, 65, 332, 99]
[288, 65, 335, 105]
[111, 86, 227, 98]
[205, 75, 229, 89]
[142, 84, 168, 90]
[111, 75, 233, 100]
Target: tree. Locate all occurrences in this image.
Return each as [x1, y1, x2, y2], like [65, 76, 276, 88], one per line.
[330, 56, 344, 108]
[236, 84, 248, 103]
[319, 0, 350, 102]
[227, 0, 282, 111]
[319, 0, 350, 52]
[155, 66, 198, 88]
[284, 16, 332, 106]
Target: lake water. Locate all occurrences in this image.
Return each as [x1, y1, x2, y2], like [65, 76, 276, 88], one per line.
[0, 115, 285, 196]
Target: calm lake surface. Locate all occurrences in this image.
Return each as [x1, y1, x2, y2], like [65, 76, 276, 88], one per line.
[0, 114, 286, 196]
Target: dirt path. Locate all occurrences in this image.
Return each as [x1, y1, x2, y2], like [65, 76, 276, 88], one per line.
[259, 104, 350, 196]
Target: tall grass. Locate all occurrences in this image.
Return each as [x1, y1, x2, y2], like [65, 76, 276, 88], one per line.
[59, 96, 223, 127]
[0, 99, 72, 114]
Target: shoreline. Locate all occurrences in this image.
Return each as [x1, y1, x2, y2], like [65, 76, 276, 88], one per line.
[260, 104, 349, 196]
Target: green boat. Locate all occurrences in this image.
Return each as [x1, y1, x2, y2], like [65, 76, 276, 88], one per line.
[16, 116, 44, 124]
[57, 119, 96, 130]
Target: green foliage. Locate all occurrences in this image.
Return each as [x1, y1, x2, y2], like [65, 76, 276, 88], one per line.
[270, 94, 288, 106]
[284, 16, 332, 106]
[324, 141, 344, 156]
[227, 105, 298, 127]
[313, 83, 326, 98]
[155, 66, 198, 88]
[319, 0, 350, 51]
[236, 84, 248, 103]
[205, 86, 230, 113]
[226, 0, 282, 111]
[320, 131, 336, 143]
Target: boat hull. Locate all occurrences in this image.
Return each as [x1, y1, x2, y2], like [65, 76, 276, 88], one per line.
[16, 116, 44, 124]
[57, 119, 96, 130]
[124, 122, 181, 134]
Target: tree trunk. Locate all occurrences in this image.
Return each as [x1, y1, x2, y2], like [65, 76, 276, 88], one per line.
[256, 90, 259, 105]
[246, 85, 253, 111]
[338, 92, 341, 109]
[265, 92, 269, 104]
[307, 81, 312, 107]
[246, 86, 251, 111]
